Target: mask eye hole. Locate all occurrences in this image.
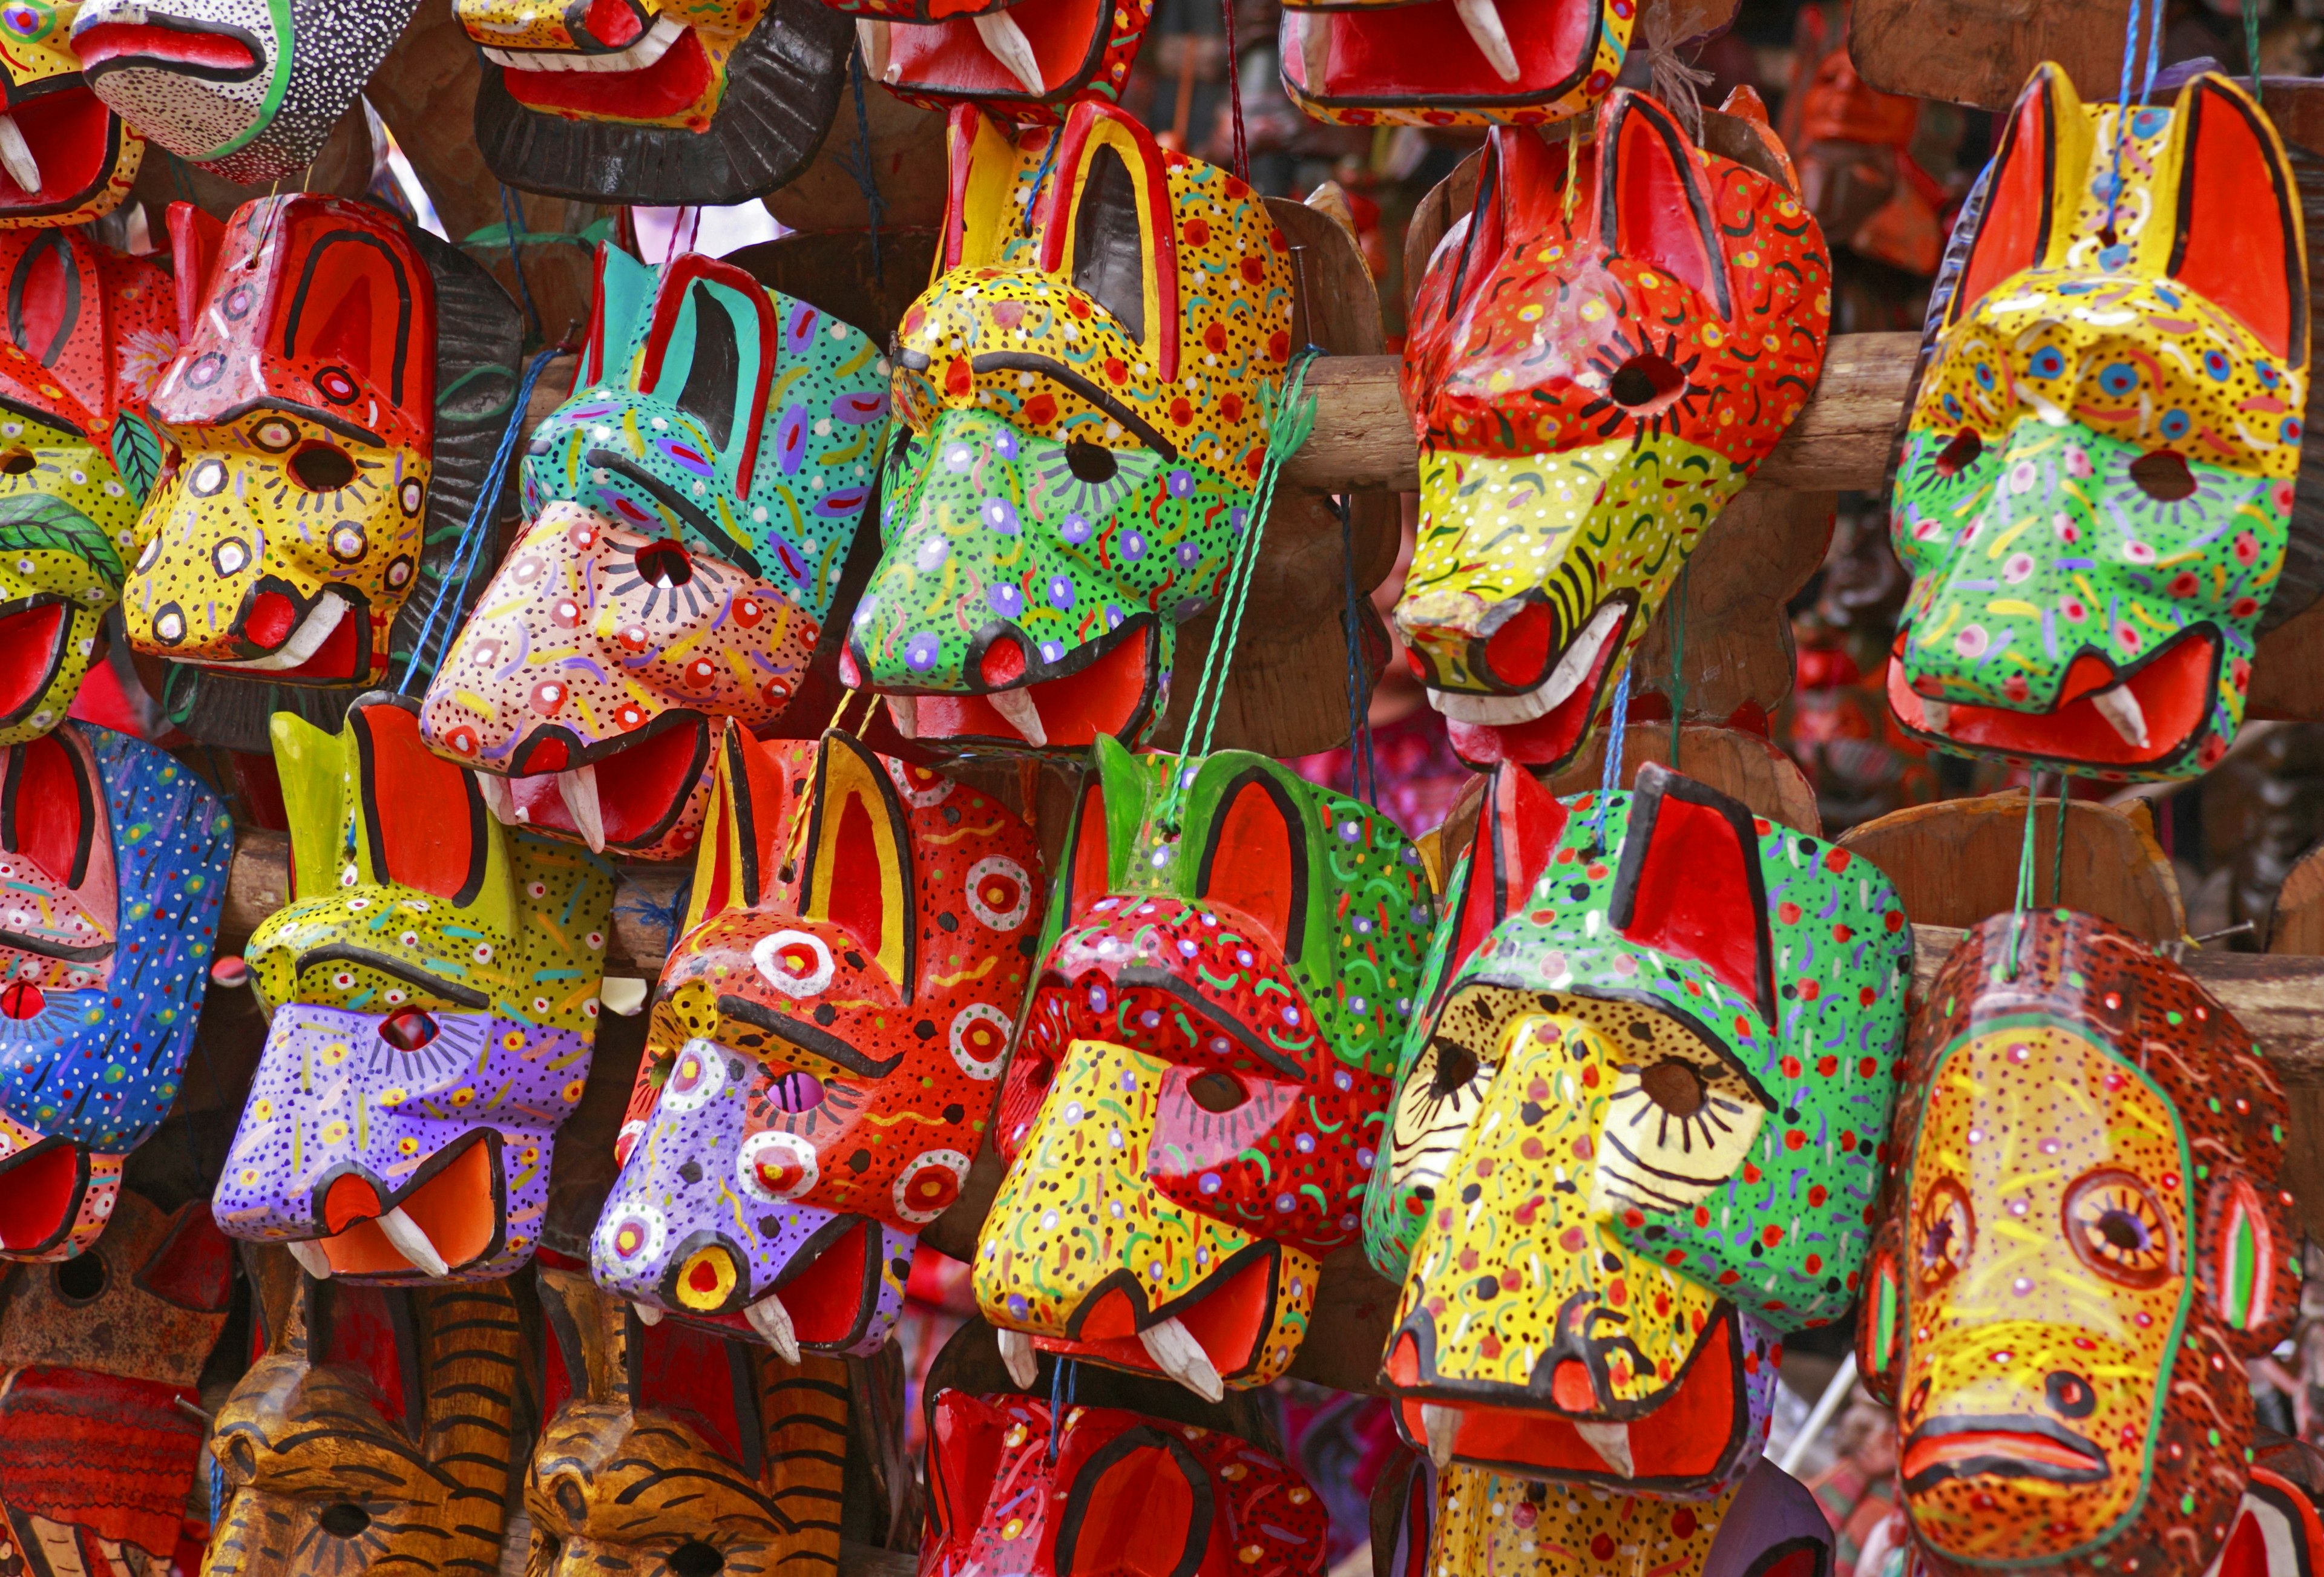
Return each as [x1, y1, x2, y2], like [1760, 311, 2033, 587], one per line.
[2130, 450, 2196, 502]
[2064, 1168, 2174, 1287]
[1916, 1178, 1972, 1290]
[0, 450, 33, 475]
[1934, 430, 1983, 478]
[668, 1542, 726, 1577]
[1188, 1070, 1248, 1113]
[51, 1252, 105, 1305]
[379, 1007, 439, 1051]
[318, 1503, 371, 1539]
[288, 443, 355, 492]
[1608, 353, 1686, 409]
[635, 539, 695, 588]
[1639, 1057, 1705, 1116]
[1065, 439, 1119, 483]
[1430, 1043, 1480, 1099]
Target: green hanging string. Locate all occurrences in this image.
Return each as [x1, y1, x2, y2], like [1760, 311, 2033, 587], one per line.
[2245, 0, 2265, 100]
[2050, 772, 2070, 908]
[2001, 779, 2041, 979]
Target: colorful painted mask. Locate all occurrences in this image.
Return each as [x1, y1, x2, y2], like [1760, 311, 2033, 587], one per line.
[0, 225, 175, 746]
[1854, 908, 2299, 1577]
[1396, 90, 1830, 771]
[0, 2, 140, 228]
[1885, 68, 2307, 781]
[848, 102, 1296, 755]
[1384, 1456, 1834, 1577]
[125, 197, 525, 754]
[419, 246, 889, 862]
[839, 0, 1154, 123]
[0, 1190, 235, 1576]
[0, 723, 231, 1262]
[1277, 0, 1632, 128]
[205, 1252, 531, 1576]
[211, 695, 615, 1283]
[462, 0, 851, 205]
[975, 739, 1433, 1396]
[1375, 763, 1909, 1490]
[921, 1389, 1330, 1577]
[70, 0, 416, 183]
[527, 1256, 850, 1577]
[592, 724, 1042, 1356]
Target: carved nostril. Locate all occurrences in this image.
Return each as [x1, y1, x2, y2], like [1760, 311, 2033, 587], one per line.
[2046, 1369, 2097, 1418]
[1905, 1376, 1931, 1420]
[554, 1477, 588, 1527]
[1934, 429, 1983, 479]
[225, 1436, 258, 1482]
[0, 450, 33, 474]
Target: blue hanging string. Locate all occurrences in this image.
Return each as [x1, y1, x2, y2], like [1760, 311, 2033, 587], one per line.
[2104, 0, 2167, 236]
[497, 183, 543, 341]
[1589, 666, 1634, 853]
[1046, 1357, 1078, 1463]
[208, 1454, 226, 1533]
[847, 47, 887, 278]
[397, 346, 569, 692]
[1022, 133, 1063, 238]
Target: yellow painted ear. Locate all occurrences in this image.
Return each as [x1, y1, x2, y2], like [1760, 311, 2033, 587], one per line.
[945, 104, 1036, 272]
[270, 710, 350, 904]
[798, 730, 914, 995]
[1948, 62, 2090, 323]
[343, 700, 512, 928]
[1039, 104, 1178, 380]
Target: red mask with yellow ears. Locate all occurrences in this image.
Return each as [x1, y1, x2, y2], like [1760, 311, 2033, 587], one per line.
[1858, 910, 2301, 1577]
[832, 0, 1154, 122]
[1277, 0, 1633, 127]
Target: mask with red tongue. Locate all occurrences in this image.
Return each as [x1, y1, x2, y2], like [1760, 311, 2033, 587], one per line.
[0, 0, 142, 228]
[0, 723, 231, 1263]
[1277, 0, 1632, 128]
[832, 0, 1152, 123]
[120, 195, 525, 754]
[1394, 88, 1829, 772]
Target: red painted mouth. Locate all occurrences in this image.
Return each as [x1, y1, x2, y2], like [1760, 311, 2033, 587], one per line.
[1440, 606, 1629, 771]
[307, 1134, 498, 1279]
[0, 1138, 89, 1257]
[1886, 625, 2219, 770]
[0, 600, 71, 729]
[0, 86, 118, 215]
[899, 622, 1156, 751]
[1900, 1418, 2109, 1489]
[502, 710, 712, 856]
[1285, 0, 1604, 110]
[73, 22, 261, 79]
[499, 25, 713, 121]
[1032, 1242, 1282, 1388]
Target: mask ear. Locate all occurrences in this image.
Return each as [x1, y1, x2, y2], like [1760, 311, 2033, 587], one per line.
[1054, 1426, 1216, 1577]
[166, 201, 225, 346]
[944, 103, 1031, 272]
[1600, 90, 1730, 318]
[2203, 1171, 2294, 1347]
[637, 256, 780, 501]
[582, 241, 657, 389]
[1854, 1215, 1906, 1405]
[345, 700, 503, 914]
[1607, 763, 1776, 1028]
[280, 210, 422, 414]
[1448, 763, 1567, 974]
[2167, 76, 2305, 367]
[1948, 64, 2081, 327]
[684, 723, 801, 930]
[5, 232, 86, 385]
[1193, 768, 1310, 966]
[271, 710, 347, 903]
[797, 730, 915, 992]
[925, 1391, 1014, 1552]
[1040, 104, 1180, 381]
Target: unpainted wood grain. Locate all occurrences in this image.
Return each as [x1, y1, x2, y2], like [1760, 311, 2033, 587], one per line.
[1544, 724, 1825, 834]
[1846, 0, 2134, 110]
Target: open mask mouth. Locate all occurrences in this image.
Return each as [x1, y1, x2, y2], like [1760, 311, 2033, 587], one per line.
[1419, 598, 1633, 770]
[73, 12, 264, 81]
[1886, 624, 2220, 769]
[873, 620, 1157, 753]
[0, 84, 120, 211]
[1005, 1240, 1288, 1404]
[471, 711, 712, 856]
[1900, 1416, 2110, 1492]
[1381, 1300, 1756, 1484]
[628, 1216, 893, 1360]
[151, 585, 367, 682]
[484, 17, 715, 121]
[852, 0, 1092, 99]
[0, 1136, 93, 1257]
[1282, 0, 1570, 105]
[281, 1134, 501, 1282]
[0, 598, 72, 729]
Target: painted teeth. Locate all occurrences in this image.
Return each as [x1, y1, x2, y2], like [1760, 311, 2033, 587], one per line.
[1430, 601, 1624, 726]
[285, 1239, 333, 1279]
[988, 686, 1046, 747]
[376, 1206, 450, 1279]
[557, 761, 606, 853]
[973, 8, 1045, 96]
[1422, 1403, 1462, 1469]
[1920, 698, 1951, 735]
[744, 1293, 801, 1362]
[471, 769, 516, 825]
[886, 693, 917, 739]
[1137, 1316, 1224, 1402]
[634, 1301, 665, 1326]
[1296, 10, 1329, 88]
[856, 17, 896, 82]
[484, 14, 683, 73]
[0, 113, 38, 195]
[1454, 0, 1521, 82]
[1574, 1419, 1635, 1477]
[996, 1326, 1039, 1389]
[2092, 684, 2150, 749]
[600, 977, 648, 1016]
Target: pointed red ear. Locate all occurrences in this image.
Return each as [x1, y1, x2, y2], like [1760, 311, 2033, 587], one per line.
[349, 703, 491, 907]
[927, 1392, 1016, 1551]
[1607, 764, 1775, 1027]
[1601, 92, 1728, 317]
[2170, 78, 2304, 366]
[1451, 764, 1568, 972]
[1, 733, 96, 890]
[799, 732, 914, 990]
[1065, 778, 1110, 925]
[166, 202, 224, 344]
[633, 1316, 757, 1473]
[1949, 67, 2062, 326]
[693, 726, 801, 923]
[1055, 1428, 1211, 1577]
[1195, 772, 1308, 966]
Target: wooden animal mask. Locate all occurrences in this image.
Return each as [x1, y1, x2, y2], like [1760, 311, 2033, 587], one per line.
[1385, 1457, 1834, 1577]
[921, 1389, 1330, 1577]
[462, 0, 851, 205]
[837, 0, 1154, 123]
[1277, 0, 1632, 128]
[976, 739, 1433, 1397]
[70, 0, 417, 183]
[846, 103, 1296, 755]
[205, 1250, 531, 1577]
[0, 1191, 235, 1575]
[0, 4, 140, 228]
[1376, 763, 1909, 1490]
[0, 227, 174, 746]
[419, 248, 889, 862]
[211, 697, 615, 1283]
[1397, 91, 1830, 771]
[1885, 68, 2308, 781]
[526, 1257, 850, 1577]
[1855, 909, 2299, 1577]
[125, 197, 524, 755]
[0, 724, 231, 1263]
[592, 724, 1042, 1358]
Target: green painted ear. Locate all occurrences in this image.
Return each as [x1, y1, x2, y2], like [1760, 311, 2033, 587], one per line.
[2208, 1173, 2281, 1337]
[1856, 1218, 1906, 1405]
[270, 708, 349, 903]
